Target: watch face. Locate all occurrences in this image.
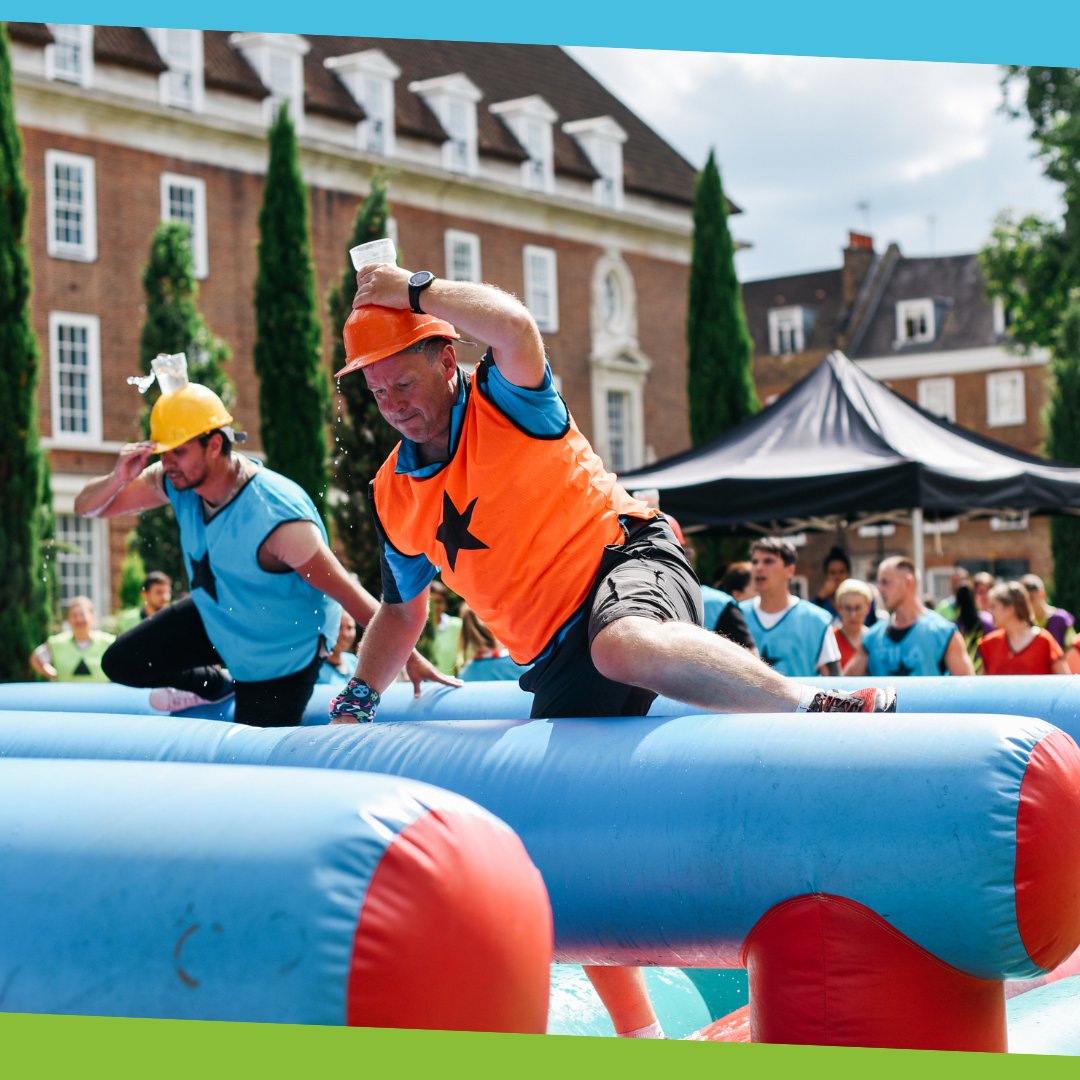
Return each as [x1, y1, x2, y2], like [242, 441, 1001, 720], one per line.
[409, 271, 435, 288]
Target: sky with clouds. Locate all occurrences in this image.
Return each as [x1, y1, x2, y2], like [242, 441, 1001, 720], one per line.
[566, 47, 1065, 283]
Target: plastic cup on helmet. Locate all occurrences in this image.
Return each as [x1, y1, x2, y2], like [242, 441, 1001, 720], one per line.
[350, 238, 397, 271]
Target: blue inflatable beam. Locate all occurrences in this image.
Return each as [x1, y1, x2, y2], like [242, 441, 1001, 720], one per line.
[2, 675, 1078, 737]
[0, 757, 550, 1027]
[0, 709, 1071, 981]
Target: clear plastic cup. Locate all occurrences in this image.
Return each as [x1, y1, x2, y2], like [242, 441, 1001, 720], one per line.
[151, 352, 189, 395]
[350, 238, 397, 271]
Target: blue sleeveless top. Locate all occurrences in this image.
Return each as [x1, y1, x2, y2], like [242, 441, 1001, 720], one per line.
[863, 611, 957, 676]
[702, 586, 737, 632]
[167, 461, 341, 681]
[739, 599, 833, 677]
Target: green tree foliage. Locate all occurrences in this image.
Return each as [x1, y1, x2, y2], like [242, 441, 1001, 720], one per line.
[327, 173, 401, 589]
[984, 68, 1080, 606]
[685, 150, 759, 581]
[118, 543, 147, 609]
[980, 68, 1080, 348]
[0, 24, 55, 678]
[1047, 297, 1080, 613]
[254, 103, 330, 524]
[133, 221, 235, 591]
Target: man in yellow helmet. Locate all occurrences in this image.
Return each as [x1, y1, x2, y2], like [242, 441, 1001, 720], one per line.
[328, 264, 898, 1038]
[74, 382, 453, 726]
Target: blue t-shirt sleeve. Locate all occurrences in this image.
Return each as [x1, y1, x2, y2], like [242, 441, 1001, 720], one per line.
[484, 359, 569, 436]
[379, 541, 439, 605]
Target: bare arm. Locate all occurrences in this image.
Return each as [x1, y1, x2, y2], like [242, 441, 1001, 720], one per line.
[1051, 656, 1072, 675]
[264, 523, 458, 696]
[29, 643, 57, 680]
[354, 263, 546, 389]
[944, 631, 976, 676]
[352, 591, 432, 696]
[74, 443, 168, 518]
[266, 522, 381, 628]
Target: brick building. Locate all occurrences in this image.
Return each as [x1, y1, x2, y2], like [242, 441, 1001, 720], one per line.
[8, 24, 701, 613]
[741, 231, 1054, 600]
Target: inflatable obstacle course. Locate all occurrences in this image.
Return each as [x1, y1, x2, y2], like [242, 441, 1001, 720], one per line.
[0, 757, 551, 1030]
[1, 706, 1078, 1050]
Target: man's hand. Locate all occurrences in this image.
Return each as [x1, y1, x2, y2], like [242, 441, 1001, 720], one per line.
[114, 442, 157, 484]
[405, 649, 462, 698]
[353, 264, 411, 310]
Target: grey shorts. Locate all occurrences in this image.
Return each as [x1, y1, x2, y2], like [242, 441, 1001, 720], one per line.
[520, 515, 704, 719]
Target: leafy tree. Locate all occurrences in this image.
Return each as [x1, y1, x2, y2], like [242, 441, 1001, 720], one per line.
[984, 68, 1080, 606]
[118, 543, 147, 609]
[1047, 296, 1080, 613]
[327, 172, 401, 588]
[980, 68, 1080, 348]
[133, 221, 235, 590]
[0, 24, 55, 678]
[254, 103, 330, 524]
[685, 150, 759, 581]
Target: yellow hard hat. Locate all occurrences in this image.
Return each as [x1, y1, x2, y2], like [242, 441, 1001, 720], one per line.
[336, 305, 460, 378]
[150, 383, 235, 453]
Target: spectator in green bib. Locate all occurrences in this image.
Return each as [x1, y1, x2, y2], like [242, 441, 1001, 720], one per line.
[30, 596, 115, 683]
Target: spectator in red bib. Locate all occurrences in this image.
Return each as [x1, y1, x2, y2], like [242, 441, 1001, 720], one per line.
[978, 581, 1069, 676]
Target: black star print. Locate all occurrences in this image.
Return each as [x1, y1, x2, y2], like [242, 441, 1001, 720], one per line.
[190, 551, 218, 602]
[73, 659, 91, 677]
[435, 492, 489, 573]
[890, 661, 914, 676]
[760, 647, 781, 669]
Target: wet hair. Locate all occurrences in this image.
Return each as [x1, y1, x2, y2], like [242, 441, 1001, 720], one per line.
[750, 537, 797, 567]
[878, 555, 916, 578]
[954, 583, 983, 638]
[989, 581, 1034, 626]
[835, 578, 874, 605]
[141, 570, 171, 591]
[460, 607, 497, 654]
[717, 561, 752, 595]
[823, 545, 851, 573]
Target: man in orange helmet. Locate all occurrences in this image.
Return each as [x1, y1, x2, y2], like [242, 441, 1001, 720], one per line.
[329, 264, 898, 1038]
[74, 380, 453, 726]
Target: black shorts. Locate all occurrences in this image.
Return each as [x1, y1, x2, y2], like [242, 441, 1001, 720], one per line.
[520, 516, 703, 719]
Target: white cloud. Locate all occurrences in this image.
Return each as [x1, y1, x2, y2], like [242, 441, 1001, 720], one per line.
[567, 46, 1062, 279]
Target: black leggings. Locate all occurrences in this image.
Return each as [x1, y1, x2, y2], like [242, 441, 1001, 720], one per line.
[101, 596, 323, 728]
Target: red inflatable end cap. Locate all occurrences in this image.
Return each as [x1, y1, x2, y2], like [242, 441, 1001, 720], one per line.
[1015, 730, 1080, 971]
[347, 808, 552, 1033]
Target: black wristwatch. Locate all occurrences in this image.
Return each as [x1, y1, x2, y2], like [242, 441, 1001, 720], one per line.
[408, 270, 436, 314]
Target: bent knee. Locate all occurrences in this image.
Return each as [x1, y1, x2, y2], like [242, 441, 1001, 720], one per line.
[591, 618, 655, 685]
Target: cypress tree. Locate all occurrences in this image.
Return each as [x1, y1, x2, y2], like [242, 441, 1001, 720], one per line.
[685, 150, 759, 580]
[1047, 295, 1080, 613]
[327, 173, 401, 588]
[0, 24, 55, 678]
[254, 103, 330, 524]
[133, 221, 235, 589]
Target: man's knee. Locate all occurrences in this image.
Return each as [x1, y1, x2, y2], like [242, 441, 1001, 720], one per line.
[591, 618, 651, 685]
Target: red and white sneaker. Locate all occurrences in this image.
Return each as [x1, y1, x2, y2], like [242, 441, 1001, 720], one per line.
[807, 687, 897, 713]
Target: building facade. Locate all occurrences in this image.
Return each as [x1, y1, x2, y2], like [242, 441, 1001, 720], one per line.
[8, 24, 700, 612]
[741, 231, 1053, 599]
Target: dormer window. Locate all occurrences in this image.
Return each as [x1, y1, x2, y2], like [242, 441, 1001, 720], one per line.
[409, 73, 483, 176]
[324, 49, 401, 156]
[151, 28, 204, 112]
[490, 96, 557, 193]
[230, 32, 309, 128]
[563, 116, 628, 210]
[767, 306, 808, 355]
[896, 298, 936, 345]
[45, 24, 93, 86]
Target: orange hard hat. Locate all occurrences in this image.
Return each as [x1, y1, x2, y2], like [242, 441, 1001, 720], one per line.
[336, 305, 460, 378]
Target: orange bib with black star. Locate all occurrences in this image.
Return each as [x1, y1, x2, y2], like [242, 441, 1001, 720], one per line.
[372, 369, 655, 662]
